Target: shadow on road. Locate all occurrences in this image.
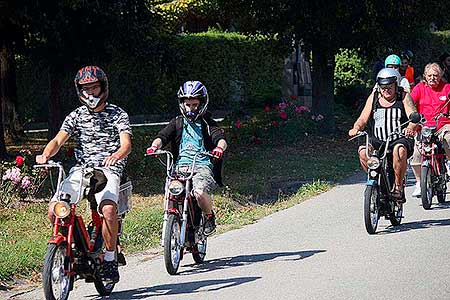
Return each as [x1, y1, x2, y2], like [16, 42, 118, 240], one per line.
[179, 249, 326, 275]
[378, 217, 450, 234]
[88, 276, 261, 299]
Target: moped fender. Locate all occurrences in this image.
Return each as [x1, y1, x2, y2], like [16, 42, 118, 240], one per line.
[48, 235, 67, 245]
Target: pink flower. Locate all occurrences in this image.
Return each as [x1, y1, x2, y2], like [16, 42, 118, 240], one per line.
[264, 105, 270, 113]
[280, 111, 288, 120]
[296, 106, 310, 113]
[16, 156, 24, 167]
[3, 167, 22, 184]
[316, 114, 324, 121]
[234, 120, 241, 129]
[279, 102, 287, 110]
[21, 176, 31, 189]
[289, 95, 298, 100]
[271, 120, 278, 126]
[274, 104, 280, 111]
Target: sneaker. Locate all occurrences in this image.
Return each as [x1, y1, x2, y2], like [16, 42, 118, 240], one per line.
[203, 213, 216, 236]
[99, 260, 119, 283]
[412, 183, 421, 198]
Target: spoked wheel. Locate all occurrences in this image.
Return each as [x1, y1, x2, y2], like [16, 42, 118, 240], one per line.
[43, 244, 71, 300]
[192, 216, 208, 264]
[389, 202, 403, 226]
[164, 214, 182, 275]
[421, 165, 433, 210]
[364, 185, 380, 234]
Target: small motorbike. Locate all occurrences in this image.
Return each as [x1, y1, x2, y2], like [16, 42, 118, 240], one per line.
[146, 149, 214, 275]
[417, 113, 449, 209]
[34, 161, 131, 300]
[350, 113, 421, 234]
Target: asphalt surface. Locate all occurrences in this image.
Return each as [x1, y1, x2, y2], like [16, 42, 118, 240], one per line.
[3, 171, 450, 300]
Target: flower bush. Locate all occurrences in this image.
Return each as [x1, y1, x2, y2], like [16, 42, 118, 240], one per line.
[0, 150, 48, 207]
[229, 96, 324, 146]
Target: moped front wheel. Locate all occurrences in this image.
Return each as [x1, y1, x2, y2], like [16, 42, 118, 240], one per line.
[421, 165, 433, 210]
[364, 185, 380, 234]
[42, 243, 72, 300]
[164, 214, 182, 275]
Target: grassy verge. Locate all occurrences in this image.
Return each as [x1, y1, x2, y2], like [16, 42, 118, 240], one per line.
[0, 109, 360, 285]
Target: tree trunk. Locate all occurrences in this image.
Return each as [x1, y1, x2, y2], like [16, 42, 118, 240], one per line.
[0, 41, 22, 140]
[0, 44, 9, 158]
[48, 70, 63, 140]
[311, 43, 335, 134]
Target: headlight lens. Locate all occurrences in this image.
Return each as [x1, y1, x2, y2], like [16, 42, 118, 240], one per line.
[421, 127, 433, 138]
[367, 157, 381, 170]
[53, 201, 71, 218]
[169, 180, 184, 196]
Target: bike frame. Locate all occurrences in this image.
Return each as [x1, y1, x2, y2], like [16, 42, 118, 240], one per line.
[419, 114, 448, 176]
[147, 150, 212, 247]
[34, 162, 104, 276]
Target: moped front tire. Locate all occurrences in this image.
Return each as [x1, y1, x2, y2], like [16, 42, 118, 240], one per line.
[164, 214, 182, 275]
[364, 185, 380, 234]
[421, 165, 433, 210]
[42, 243, 72, 300]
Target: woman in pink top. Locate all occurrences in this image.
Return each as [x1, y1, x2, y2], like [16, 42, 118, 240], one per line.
[410, 63, 450, 197]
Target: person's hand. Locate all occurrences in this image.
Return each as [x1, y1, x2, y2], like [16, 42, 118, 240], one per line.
[348, 128, 359, 137]
[403, 127, 415, 138]
[146, 146, 158, 155]
[103, 153, 121, 167]
[212, 146, 224, 160]
[36, 154, 49, 164]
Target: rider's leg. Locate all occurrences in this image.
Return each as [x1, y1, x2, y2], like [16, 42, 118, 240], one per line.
[410, 139, 422, 196]
[100, 200, 119, 252]
[358, 145, 369, 172]
[192, 165, 217, 235]
[194, 190, 213, 215]
[393, 144, 408, 190]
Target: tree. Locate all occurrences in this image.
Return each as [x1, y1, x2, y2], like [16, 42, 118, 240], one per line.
[210, 0, 449, 133]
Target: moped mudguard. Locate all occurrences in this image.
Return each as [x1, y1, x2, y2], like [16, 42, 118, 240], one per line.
[366, 179, 377, 186]
[48, 234, 67, 245]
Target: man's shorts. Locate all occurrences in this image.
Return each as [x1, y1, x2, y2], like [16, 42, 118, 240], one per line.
[410, 124, 450, 166]
[51, 166, 120, 207]
[176, 165, 217, 193]
[364, 136, 414, 159]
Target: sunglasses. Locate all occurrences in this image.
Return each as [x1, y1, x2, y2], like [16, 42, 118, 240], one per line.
[386, 64, 399, 69]
[379, 83, 395, 90]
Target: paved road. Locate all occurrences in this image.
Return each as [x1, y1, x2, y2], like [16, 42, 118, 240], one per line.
[4, 172, 450, 300]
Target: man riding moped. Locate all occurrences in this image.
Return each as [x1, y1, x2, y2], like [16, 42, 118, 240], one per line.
[36, 66, 132, 283]
[349, 68, 418, 201]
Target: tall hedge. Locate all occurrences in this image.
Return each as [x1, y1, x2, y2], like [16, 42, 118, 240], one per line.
[16, 30, 286, 123]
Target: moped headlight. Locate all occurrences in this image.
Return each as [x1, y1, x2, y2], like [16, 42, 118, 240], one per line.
[53, 201, 71, 218]
[421, 127, 433, 138]
[367, 157, 381, 170]
[169, 180, 184, 196]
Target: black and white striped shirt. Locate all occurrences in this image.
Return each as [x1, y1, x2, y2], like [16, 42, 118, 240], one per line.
[371, 93, 408, 142]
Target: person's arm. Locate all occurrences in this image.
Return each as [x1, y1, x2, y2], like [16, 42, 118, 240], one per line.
[348, 92, 374, 136]
[402, 92, 418, 135]
[36, 131, 70, 164]
[103, 132, 132, 167]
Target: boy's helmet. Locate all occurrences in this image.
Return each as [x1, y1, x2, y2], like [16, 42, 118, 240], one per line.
[74, 66, 108, 110]
[384, 54, 401, 67]
[177, 81, 209, 121]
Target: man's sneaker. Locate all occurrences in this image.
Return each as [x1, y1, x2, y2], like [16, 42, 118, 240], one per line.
[203, 213, 216, 236]
[412, 183, 421, 198]
[99, 260, 119, 283]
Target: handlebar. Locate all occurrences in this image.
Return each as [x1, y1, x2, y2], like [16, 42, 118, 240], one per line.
[145, 149, 215, 180]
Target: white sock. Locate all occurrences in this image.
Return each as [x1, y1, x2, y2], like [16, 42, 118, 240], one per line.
[104, 250, 116, 262]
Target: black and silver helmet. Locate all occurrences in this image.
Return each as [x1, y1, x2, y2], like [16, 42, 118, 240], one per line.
[177, 81, 209, 121]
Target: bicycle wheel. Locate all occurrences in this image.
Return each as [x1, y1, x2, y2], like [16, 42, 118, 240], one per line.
[42, 243, 71, 300]
[164, 214, 182, 275]
[421, 165, 433, 210]
[364, 185, 380, 234]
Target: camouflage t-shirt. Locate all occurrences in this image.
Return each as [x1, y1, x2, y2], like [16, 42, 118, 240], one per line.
[60, 103, 132, 176]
